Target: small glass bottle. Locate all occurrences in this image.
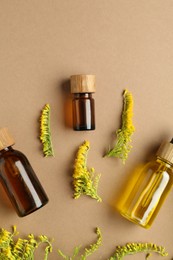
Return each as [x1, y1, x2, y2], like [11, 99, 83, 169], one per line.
[0, 127, 48, 217]
[70, 74, 96, 131]
[117, 139, 173, 228]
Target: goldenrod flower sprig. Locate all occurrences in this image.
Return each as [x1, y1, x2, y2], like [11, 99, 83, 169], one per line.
[58, 227, 102, 260]
[105, 90, 135, 164]
[0, 226, 52, 260]
[73, 141, 102, 202]
[109, 242, 168, 260]
[0, 226, 17, 260]
[0, 226, 169, 260]
[39, 104, 54, 157]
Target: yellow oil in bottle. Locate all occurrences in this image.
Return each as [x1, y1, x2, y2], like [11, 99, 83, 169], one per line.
[116, 139, 173, 228]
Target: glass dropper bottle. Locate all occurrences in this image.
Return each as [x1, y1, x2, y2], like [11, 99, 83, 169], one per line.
[117, 138, 173, 228]
[0, 127, 48, 217]
[70, 74, 96, 131]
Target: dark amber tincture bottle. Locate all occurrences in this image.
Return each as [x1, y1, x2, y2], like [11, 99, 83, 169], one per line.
[0, 128, 48, 217]
[70, 74, 96, 131]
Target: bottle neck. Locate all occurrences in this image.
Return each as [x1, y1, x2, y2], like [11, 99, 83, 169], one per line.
[73, 93, 93, 98]
[156, 156, 173, 168]
[0, 146, 13, 155]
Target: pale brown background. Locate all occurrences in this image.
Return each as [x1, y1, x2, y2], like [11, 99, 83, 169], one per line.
[0, 1, 173, 259]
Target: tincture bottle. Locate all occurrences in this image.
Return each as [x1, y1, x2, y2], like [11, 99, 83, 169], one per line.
[117, 139, 173, 228]
[0, 128, 48, 217]
[70, 74, 96, 131]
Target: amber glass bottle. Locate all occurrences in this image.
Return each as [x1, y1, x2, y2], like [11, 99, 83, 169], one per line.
[70, 75, 96, 130]
[117, 139, 173, 228]
[0, 128, 48, 217]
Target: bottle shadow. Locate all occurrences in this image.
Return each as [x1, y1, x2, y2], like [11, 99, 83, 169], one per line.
[60, 79, 73, 129]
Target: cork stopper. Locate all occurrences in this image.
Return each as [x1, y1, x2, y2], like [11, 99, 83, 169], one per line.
[70, 75, 96, 93]
[0, 128, 15, 150]
[156, 139, 173, 164]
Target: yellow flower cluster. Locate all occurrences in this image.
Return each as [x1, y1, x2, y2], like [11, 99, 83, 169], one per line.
[39, 104, 54, 157]
[0, 226, 52, 260]
[121, 89, 135, 132]
[0, 227, 15, 259]
[83, 228, 102, 258]
[106, 89, 135, 163]
[0, 226, 168, 260]
[110, 242, 168, 260]
[73, 141, 102, 202]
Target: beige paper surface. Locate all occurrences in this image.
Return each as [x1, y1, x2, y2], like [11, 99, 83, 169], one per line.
[0, 1, 173, 259]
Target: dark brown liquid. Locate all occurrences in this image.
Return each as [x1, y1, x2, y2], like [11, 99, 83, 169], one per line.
[0, 147, 48, 217]
[72, 93, 95, 130]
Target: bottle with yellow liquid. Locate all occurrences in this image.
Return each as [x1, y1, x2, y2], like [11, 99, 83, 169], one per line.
[117, 139, 173, 228]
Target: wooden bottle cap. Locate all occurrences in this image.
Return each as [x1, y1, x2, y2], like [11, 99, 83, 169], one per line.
[0, 128, 15, 150]
[157, 141, 173, 164]
[70, 75, 96, 93]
